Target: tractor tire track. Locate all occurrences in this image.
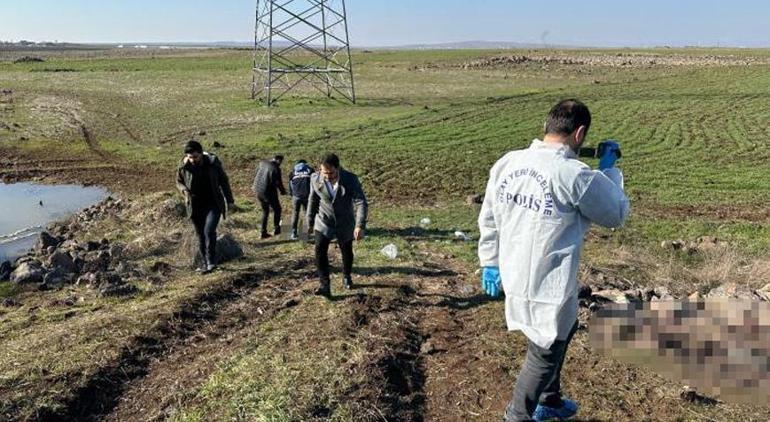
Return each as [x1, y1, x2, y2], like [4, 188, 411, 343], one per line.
[34, 259, 311, 422]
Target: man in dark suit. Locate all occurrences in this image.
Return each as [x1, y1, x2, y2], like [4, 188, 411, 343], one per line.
[307, 153, 368, 297]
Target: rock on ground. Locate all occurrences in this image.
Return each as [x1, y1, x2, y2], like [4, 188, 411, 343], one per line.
[10, 261, 46, 285]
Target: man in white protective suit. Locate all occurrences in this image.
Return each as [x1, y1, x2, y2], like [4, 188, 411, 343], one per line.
[477, 99, 630, 421]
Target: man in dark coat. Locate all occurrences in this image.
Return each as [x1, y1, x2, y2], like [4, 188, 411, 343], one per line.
[288, 159, 315, 240]
[176, 140, 235, 273]
[307, 153, 368, 297]
[252, 155, 287, 239]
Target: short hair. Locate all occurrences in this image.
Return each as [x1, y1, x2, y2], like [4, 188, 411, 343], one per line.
[545, 99, 591, 136]
[296, 159, 307, 165]
[184, 140, 203, 154]
[274, 155, 284, 162]
[320, 153, 340, 169]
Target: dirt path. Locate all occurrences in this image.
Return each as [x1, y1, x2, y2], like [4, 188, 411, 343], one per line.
[41, 259, 310, 421]
[105, 259, 313, 421]
[65, 233, 514, 421]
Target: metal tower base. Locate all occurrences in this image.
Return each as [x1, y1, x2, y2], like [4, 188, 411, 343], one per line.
[251, 0, 356, 106]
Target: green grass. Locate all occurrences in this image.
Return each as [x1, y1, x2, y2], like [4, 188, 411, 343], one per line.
[4, 47, 770, 258]
[3, 47, 770, 420]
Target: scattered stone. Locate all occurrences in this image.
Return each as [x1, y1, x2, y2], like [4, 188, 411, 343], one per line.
[99, 283, 138, 298]
[466, 194, 484, 205]
[47, 250, 77, 274]
[420, 340, 438, 355]
[281, 298, 300, 309]
[695, 236, 722, 252]
[43, 269, 73, 288]
[76, 273, 98, 287]
[758, 284, 770, 301]
[15, 256, 34, 265]
[661, 239, 686, 251]
[108, 244, 124, 261]
[36, 231, 60, 251]
[642, 287, 656, 302]
[0, 261, 11, 281]
[216, 233, 243, 263]
[706, 282, 761, 300]
[10, 261, 46, 285]
[13, 56, 45, 64]
[161, 198, 186, 219]
[81, 251, 110, 273]
[592, 289, 631, 304]
[98, 272, 123, 287]
[688, 291, 703, 300]
[149, 260, 172, 275]
[681, 386, 698, 402]
[1, 298, 21, 308]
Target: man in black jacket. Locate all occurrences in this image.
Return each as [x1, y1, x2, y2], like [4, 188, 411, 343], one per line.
[307, 153, 368, 297]
[288, 159, 315, 240]
[176, 140, 235, 273]
[252, 155, 287, 239]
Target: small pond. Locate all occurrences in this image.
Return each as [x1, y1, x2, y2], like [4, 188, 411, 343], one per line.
[0, 182, 108, 262]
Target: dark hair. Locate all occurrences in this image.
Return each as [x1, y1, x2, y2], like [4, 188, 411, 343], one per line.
[544, 99, 591, 136]
[296, 159, 307, 165]
[184, 140, 203, 154]
[320, 153, 340, 169]
[274, 155, 284, 162]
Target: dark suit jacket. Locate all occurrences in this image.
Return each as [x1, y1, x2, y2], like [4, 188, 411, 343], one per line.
[307, 169, 367, 242]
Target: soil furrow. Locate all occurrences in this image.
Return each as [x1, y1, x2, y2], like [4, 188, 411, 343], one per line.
[33, 262, 301, 421]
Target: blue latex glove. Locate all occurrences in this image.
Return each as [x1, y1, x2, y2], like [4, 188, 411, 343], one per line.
[481, 266, 502, 297]
[598, 140, 621, 170]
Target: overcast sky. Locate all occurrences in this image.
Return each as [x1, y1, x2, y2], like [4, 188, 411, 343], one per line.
[2, 0, 769, 47]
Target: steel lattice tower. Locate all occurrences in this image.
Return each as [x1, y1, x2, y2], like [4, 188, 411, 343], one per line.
[251, 0, 356, 106]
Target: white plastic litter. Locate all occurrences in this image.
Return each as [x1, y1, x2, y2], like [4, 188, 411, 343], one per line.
[454, 231, 470, 241]
[419, 218, 432, 228]
[380, 244, 398, 260]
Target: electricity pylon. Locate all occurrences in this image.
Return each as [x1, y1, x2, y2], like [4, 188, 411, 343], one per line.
[251, 0, 356, 106]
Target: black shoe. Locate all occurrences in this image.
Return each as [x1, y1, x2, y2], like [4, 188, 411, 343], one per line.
[314, 284, 331, 298]
[273, 227, 282, 236]
[343, 275, 353, 290]
[260, 232, 271, 239]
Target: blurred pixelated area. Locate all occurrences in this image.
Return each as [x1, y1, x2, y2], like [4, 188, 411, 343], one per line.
[590, 299, 770, 404]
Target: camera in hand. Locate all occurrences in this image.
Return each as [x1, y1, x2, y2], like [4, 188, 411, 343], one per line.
[578, 141, 622, 159]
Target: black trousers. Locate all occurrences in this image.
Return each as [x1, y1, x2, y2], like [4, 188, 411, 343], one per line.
[191, 207, 221, 266]
[258, 194, 281, 234]
[291, 197, 308, 232]
[314, 231, 353, 285]
[504, 320, 579, 421]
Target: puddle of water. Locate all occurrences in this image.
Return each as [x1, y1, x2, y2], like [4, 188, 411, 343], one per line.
[0, 182, 108, 262]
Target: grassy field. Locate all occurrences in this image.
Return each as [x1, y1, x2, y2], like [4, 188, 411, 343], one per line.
[2, 47, 770, 421]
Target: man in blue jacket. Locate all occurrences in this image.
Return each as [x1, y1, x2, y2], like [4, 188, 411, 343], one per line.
[288, 159, 315, 240]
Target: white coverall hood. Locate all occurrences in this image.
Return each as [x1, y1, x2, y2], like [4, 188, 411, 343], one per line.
[478, 139, 630, 348]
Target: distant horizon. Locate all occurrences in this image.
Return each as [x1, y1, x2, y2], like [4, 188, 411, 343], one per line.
[3, 39, 769, 50]
[3, 1, 770, 49]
